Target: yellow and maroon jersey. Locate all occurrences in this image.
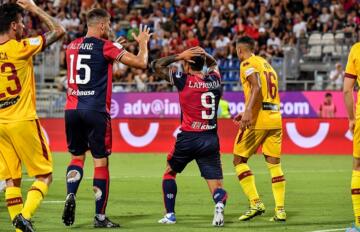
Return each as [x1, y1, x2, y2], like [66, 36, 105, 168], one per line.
[0, 36, 45, 123]
[240, 55, 282, 129]
[345, 42, 360, 119]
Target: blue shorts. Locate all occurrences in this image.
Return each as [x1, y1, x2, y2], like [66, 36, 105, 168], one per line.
[167, 131, 223, 180]
[65, 109, 112, 158]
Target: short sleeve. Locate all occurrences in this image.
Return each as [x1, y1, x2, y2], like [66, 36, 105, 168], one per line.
[19, 35, 46, 58]
[241, 61, 258, 80]
[345, 45, 357, 79]
[169, 70, 188, 91]
[103, 40, 126, 62]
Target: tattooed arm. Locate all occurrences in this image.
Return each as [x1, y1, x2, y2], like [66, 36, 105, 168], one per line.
[204, 53, 219, 73]
[151, 55, 180, 82]
[17, 0, 65, 48]
[151, 47, 204, 82]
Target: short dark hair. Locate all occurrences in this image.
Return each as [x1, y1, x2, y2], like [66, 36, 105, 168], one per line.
[86, 8, 110, 26]
[189, 56, 205, 71]
[236, 36, 255, 51]
[325, 92, 332, 97]
[0, 3, 23, 35]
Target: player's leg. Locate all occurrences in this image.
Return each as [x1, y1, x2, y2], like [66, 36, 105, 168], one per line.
[159, 132, 193, 224]
[8, 120, 53, 231]
[262, 129, 286, 222]
[233, 129, 266, 221]
[0, 129, 24, 228]
[87, 111, 119, 228]
[348, 121, 360, 231]
[196, 133, 227, 226]
[159, 163, 178, 224]
[63, 110, 88, 226]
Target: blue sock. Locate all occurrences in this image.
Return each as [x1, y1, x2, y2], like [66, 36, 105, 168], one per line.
[162, 173, 177, 213]
[66, 159, 84, 195]
[93, 167, 109, 215]
[213, 188, 227, 205]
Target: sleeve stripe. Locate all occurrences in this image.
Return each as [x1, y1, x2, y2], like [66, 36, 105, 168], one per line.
[345, 73, 357, 79]
[115, 50, 127, 62]
[41, 34, 46, 52]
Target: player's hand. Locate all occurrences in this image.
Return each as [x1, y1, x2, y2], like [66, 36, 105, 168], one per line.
[240, 110, 252, 131]
[349, 119, 356, 135]
[233, 112, 243, 126]
[16, 0, 37, 11]
[132, 24, 152, 44]
[178, 47, 204, 63]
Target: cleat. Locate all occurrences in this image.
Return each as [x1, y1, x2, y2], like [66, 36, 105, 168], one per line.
[62, 193, 76, 226]
[94, 216, 120, 228]
[238, 202, 265, 221]
[346, 224, 360, 232]
[212, 202, 224, 227]
[270, 209, 286, 222]
[13, 213, 35, 232]
[158, 213, 176, 224]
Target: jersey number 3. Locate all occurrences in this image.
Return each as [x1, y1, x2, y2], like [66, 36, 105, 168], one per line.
[69, 54, 91, 84]
[0, 63, 22, 99]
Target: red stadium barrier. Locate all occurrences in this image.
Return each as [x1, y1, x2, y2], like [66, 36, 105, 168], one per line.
[40, 118, 353, 155]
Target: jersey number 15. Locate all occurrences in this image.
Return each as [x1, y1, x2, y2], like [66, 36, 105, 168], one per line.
[69, 54, 91, 84]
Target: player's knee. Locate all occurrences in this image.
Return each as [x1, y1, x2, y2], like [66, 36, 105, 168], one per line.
[353, 158, 360, 170]
[36, 173, 53, 186]
[233, 155, 247, 166]
[264, 155, 280, 164]
[6, 178, 21, 187]
[93, 157, 108, 167]
[163, 170, 177, 180]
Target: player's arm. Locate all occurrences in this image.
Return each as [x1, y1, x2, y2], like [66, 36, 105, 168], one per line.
[204, 53, 219, 73]
[17, 0, 65, 48]
[118, 25, 151, 69]
[151, 47, 204, 82]
[240, 73, 261, 130]
[343, 77, 356, 133]
[344, 45, 357, 134]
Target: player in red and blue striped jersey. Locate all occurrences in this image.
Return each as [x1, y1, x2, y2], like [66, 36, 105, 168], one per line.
[151, 47, 227, 227]
[62, 8, 151, 228]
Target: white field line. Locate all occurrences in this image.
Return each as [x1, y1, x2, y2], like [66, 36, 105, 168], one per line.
[42, 200, 64, 204]
[20, 169, 349, 182]
[309, 228, 347, 232]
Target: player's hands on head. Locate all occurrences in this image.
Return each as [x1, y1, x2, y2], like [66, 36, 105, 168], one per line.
[132, 24, 152, 44]
[16, 0, 37, 11]
[179, 47, 205, 63]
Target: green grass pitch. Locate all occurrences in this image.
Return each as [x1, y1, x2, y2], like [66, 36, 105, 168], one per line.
[0, 153, 354, 232]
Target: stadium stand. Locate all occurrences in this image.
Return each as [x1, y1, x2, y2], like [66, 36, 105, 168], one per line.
[3, 0, 357, 112]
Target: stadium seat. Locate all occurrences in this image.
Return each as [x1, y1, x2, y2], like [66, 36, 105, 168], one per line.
[308, 33, 322, 45]
[304, 46, 322, 59]
[335, 32, 345, 41]
[322, 45, 335, 54]
[321, 33, 335, 45]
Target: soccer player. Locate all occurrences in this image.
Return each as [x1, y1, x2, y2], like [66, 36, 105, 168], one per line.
[151, 47, 228, 227]
[0, 0, 65, 231]
[233, 36, 286, 222]
[343, 42, 360, 232]
[62, 8, 151, 228]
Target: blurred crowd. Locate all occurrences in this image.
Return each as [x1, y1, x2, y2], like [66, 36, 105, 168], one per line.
[6, 0, 360, 92]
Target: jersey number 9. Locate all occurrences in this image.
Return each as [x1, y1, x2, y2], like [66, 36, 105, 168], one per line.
[201, 92, 215, 120]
